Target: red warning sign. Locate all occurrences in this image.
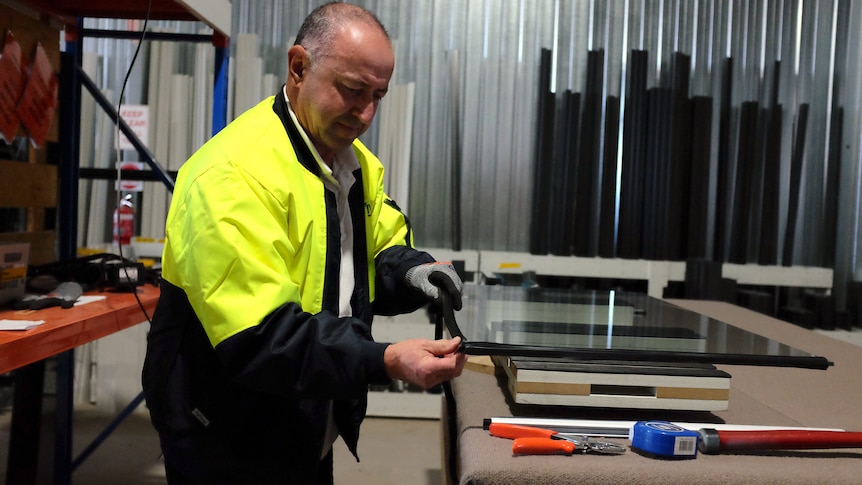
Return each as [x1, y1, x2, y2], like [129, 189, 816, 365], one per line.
[116, 161, 144, 192]
[0, 30, 24, 142]
[17, 42, 58, 148]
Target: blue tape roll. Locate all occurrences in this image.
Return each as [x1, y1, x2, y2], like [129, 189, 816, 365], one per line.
[630, 421, 699, 458]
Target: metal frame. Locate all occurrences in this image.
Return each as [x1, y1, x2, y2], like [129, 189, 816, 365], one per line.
[52, 20, 229, 485]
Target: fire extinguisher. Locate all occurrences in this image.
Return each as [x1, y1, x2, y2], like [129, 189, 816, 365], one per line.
[113, 193, 135, 246]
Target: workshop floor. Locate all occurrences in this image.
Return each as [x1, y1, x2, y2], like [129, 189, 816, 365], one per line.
[0, 403, 443, 485]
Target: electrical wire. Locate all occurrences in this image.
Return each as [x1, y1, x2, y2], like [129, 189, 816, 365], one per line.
[114, 0, 153, 323]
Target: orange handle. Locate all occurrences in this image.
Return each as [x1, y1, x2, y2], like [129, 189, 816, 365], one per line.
[489, 423, 557, 440]
[512, 437, 575, 455]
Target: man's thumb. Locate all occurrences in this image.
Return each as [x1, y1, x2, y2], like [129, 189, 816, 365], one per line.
[434, 336, 462, 355]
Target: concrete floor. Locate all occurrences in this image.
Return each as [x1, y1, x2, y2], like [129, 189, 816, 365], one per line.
[0, 404, 442, 485]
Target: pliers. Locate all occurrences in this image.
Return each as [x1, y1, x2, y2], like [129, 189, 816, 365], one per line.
[489, 423, 627, 456]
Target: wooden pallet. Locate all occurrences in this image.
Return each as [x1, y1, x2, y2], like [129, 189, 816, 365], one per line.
[494, 355, 731, 411]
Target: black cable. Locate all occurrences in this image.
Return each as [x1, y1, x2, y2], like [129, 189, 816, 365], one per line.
[433, 291, 463, 484]
[114, 0, 154, 323]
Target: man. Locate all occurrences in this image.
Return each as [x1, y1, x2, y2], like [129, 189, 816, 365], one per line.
[142, 3, 466, 483]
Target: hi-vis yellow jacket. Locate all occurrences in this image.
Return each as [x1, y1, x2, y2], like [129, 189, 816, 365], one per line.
[142, 92, 434, 483]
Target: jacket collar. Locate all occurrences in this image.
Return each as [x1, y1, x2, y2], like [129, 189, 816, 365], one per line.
[272, 89, 321, 177]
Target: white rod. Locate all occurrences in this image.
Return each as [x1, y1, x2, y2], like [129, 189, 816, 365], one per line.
[88, 88, 114, 248]
[487, 416, 845, 437]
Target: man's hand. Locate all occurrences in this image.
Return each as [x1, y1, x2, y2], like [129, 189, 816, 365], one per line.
[383, 337, 467, 389]
[405, 262, 463, 310]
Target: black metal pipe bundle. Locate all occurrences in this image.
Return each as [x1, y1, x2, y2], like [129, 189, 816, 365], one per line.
[618, 50, 649, 259]
[667, 52, 692, 261]
[529, 48, 555, 255]
[759, 61, 783, 265]
[559, 91, 582, 256]
[823, 107, 843, 267]
[527, 47, 820, 273]
[729, 101, 760, 264]
[783, 103, 810, 266]
[598, 95, 620, 258]
[550, 91, 581, 256]
[713, 57, 734, 261]
[573, 49, 605, 257]
[642, 86, 672, 260]
[686, 96, 713, 259]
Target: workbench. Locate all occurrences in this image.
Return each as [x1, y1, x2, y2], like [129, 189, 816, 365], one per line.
[443, 298, 862, 484]
[0, 284, 159, 485]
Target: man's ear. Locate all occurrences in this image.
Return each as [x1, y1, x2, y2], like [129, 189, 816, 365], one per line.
[287, 45, 307, 83]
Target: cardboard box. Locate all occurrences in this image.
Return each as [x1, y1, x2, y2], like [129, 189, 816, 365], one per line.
[0, 243, 29, 306]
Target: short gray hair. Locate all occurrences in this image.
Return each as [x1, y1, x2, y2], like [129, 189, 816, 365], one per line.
[294, 2, 389, 65]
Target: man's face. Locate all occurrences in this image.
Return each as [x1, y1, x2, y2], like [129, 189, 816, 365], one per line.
[290, 23, 394, 162]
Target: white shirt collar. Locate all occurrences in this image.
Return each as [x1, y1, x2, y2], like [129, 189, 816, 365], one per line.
[282, 87, 360, 186]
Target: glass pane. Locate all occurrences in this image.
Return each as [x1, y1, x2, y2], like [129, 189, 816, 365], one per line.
[442, 285, 831, 370]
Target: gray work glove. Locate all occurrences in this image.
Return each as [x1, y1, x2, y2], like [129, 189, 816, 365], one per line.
[405, 262, 463, 310]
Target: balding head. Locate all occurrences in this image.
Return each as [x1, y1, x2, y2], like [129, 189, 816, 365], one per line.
[294, 2, 390, 66]
[285, 2, 394, 165]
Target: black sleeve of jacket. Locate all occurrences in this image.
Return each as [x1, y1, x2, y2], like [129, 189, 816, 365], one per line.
[215, 299, 391, 400]
[373, 245, 436, 316]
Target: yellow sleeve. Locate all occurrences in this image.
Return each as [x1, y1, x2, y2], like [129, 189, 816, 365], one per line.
[162, 162, 301, 347]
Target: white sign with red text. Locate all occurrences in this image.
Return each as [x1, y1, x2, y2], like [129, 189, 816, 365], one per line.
[117, 104, 149, 151]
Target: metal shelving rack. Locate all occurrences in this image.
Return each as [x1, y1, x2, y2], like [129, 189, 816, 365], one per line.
[14, 2, 231, 483]
[23, 0, 231, 261]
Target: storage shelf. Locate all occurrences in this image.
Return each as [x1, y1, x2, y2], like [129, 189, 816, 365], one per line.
[20, 0, 230, 35]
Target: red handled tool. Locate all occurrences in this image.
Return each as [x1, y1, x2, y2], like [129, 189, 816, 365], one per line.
[698, 429, 862, 453]
[489, 423, 626, 455]
[512, 437, 577, 455]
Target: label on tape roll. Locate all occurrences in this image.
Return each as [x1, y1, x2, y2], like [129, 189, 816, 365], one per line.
[630, 421, 699, 458]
